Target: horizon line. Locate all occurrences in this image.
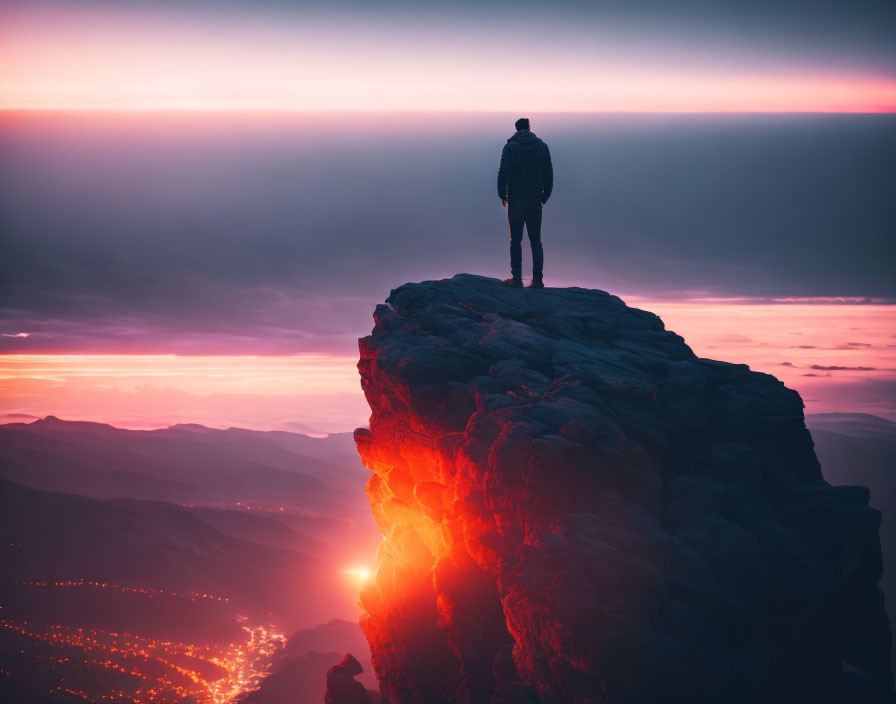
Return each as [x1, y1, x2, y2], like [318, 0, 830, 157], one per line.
[2, 108, 896, 116]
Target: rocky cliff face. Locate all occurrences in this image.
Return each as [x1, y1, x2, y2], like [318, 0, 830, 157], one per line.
[353, 274, 892, 703]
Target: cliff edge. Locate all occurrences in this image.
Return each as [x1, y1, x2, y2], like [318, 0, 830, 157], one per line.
[353, 274, 892, 703]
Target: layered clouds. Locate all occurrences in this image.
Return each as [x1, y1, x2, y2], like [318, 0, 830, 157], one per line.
[2, 112, 894, 356]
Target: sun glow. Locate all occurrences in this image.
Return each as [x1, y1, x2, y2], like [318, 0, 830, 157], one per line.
[0, 353, 368, 432]
[344, 567, 373, 584]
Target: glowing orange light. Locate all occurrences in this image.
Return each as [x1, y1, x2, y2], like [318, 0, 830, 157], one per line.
[344, 567, 373, 583]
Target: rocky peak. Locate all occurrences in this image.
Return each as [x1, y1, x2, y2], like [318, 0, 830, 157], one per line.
[354, 274, 892, 703]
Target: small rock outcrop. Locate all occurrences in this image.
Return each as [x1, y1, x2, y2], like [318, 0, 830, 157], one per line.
[354, 274, 892, 703]
[325, 654, 375, 704]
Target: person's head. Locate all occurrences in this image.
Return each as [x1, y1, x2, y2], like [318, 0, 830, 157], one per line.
[514, 117, 530, 131]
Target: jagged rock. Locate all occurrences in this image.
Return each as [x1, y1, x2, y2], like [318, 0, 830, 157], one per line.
[325, 654, 374, 704]
[354, 274, 892, 703]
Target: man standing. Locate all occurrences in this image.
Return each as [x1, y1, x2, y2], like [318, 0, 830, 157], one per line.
[497, 117, 553, 288]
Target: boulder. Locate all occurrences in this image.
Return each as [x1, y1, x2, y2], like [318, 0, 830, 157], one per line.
[325, 654, 374, 704]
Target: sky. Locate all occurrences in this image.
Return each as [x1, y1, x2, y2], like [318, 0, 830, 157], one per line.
[0, 1, 895, 430]
[2, 0, 896, 111]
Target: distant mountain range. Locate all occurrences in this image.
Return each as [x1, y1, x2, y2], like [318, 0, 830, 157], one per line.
[0, 476, 344, 628]
[0, 416, 380, 623]
[0, 413, 891, 699]
[0, 415, 369, 513]
[0, 416, 381, 702]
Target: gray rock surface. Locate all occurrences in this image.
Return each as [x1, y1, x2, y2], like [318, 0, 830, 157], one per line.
[354, 274, 892, 703]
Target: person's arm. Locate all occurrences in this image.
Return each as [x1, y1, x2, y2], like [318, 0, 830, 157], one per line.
[541, 144, 553, 204]
[497, 144, 512, 205]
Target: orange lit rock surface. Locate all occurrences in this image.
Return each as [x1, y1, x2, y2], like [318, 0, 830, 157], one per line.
[353, 274, 892, 703]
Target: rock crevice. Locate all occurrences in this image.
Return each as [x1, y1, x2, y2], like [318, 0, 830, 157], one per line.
[354, 274, 891, 703]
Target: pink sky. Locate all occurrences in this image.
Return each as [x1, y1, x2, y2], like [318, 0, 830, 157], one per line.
[2, 6, 895, 112]
[644, 300, 896, 421]
[2, 301, 893, 432]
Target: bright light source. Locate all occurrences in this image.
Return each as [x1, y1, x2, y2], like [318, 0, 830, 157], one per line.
[344, 567, 372, 583]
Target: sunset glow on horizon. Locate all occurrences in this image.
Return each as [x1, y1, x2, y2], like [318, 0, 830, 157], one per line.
[2, 302, 894, 430]
[0, 353, 369, 433]
[2, 5, 895, 113]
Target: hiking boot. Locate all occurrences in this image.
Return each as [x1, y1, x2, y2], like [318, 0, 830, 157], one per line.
[530, 278, 545, 289]
[502, 277, 523, 288]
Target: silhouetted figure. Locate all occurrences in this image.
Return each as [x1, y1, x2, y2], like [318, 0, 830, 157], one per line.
[497, 117, 553, 288]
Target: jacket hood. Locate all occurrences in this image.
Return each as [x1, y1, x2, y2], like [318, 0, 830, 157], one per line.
[507, 129, 542, 148]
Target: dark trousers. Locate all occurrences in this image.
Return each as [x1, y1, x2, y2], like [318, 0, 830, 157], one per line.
[508, 201, 543, 279]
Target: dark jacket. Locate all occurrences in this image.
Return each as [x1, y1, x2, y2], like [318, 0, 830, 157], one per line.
[497, 129, 553, 205]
